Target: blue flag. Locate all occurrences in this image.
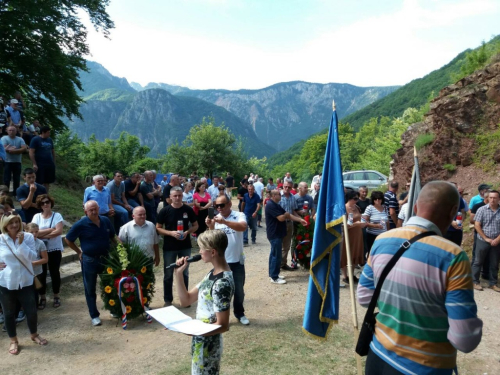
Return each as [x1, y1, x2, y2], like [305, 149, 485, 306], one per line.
[302, 108, 345, 340]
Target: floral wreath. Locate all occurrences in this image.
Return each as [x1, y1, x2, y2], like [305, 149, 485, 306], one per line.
[294, 215, 315, 269]
[100, 242, 156, 328]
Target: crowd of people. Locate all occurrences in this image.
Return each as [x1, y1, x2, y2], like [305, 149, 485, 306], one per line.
[0, 159, 491, 374]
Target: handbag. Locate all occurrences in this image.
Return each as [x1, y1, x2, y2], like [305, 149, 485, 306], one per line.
[2, 234, 43, 290]
[41, 213, 55, 248]
[355, 230, 436, 356]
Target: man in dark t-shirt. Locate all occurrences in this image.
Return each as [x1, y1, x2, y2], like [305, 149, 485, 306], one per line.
[140, 171, 157, 224]
[124, 173, 143, 208]
[17, 167, 47, 222]
[266, 190, 289, 284]
[237, 182, 248, 212]
[225, 172, 234, 193]
[156, 186, 198, 306]
[29, 126, 55, 191]
[384, 181, 399, 229]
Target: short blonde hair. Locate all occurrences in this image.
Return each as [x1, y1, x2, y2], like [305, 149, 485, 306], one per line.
[197, 230, 228, 257]
[1, 214, 23, 235]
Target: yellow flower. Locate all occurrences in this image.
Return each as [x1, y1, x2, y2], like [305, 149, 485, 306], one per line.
[109, 299, 116, 306]
[142, 297, 147, 304]
[146, 283, 151, 290]
[104, 286, 112, 294]
[141, 266, 147, 273]
[107, 267, 113, 274]
[126, 305, 132, 314]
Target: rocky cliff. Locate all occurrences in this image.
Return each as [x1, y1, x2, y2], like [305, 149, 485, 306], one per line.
[391, 57, 500, 190]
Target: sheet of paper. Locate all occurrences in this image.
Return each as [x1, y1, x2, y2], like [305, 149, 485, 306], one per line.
[147, 306, 220, 335]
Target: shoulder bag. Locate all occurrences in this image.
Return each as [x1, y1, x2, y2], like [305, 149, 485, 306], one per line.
[355, 230, 436, 356]
[2, 234, 43, 290]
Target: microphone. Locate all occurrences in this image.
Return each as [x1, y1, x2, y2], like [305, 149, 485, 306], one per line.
[165, 254, 202, 270]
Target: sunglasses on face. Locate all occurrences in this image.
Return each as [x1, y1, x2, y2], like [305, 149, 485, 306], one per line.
[41, 200, 50, 205]
[215, 203, 226, 209]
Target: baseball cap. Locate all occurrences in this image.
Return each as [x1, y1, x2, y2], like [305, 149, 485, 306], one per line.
[478, 184, 492, 191]
[10, 99, 18, 104]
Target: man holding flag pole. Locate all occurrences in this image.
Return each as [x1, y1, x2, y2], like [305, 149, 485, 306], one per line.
[302, 101, 363, 375]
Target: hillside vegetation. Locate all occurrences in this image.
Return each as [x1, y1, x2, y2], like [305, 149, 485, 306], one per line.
[267, 35, 500, 179]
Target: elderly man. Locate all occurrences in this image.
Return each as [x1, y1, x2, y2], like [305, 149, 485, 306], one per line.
[241, 183, 261, 246]
[266, 190, 307, 284]
[156, 186, 198, 306]
[280, 181, 301, 270]
[473, 189, 500, 292]
[119, 206, 160, 267]
[470, 190, 490, 280]
[207, 175, 221, 199]
[65, 201, 117, 326]
[358, 181, 482, 374]
[206, 194, 249, 325]
[290, 182, 314, 267]
[83, 175, 115, 218]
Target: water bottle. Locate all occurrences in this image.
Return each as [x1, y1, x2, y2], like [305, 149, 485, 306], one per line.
[303, 200, 309, 211]
[381, 219, 386, 231]
[456, 213, 462, 229]
[177, 220, 184, 239]
[348, 212, 353, 226]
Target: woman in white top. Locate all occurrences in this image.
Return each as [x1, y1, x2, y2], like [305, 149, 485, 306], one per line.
[31, 194, 64, 309]
[0, 213, 48, 355]
[361, 191, 389, 255]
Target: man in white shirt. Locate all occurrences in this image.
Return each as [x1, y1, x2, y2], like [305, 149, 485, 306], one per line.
[118, 206, 160, 266]
[207, 175, 220, 199]
[206, 194, 250, 325]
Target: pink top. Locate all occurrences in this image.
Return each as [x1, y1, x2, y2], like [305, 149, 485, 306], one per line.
[193, 192, 211, 215]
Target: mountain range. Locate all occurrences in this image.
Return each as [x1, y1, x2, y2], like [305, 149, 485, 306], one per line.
[66, 61, 399, 157]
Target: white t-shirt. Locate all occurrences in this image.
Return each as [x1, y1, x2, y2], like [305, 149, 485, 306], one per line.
[253, 181, 265, 199]
[182, 191, 193, 204]
[214, 210, 246, 264]
[31, 212, 64, 252]
[398, 203, 409, 223]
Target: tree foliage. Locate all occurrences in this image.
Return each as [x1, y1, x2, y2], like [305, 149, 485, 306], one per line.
[165, 117, 249, 178]
[0, 0, 114, 130]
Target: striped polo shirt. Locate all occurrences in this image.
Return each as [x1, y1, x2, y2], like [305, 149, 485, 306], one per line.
[357, 216, 482, 375]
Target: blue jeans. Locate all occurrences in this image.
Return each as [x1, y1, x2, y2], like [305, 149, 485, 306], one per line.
[81, 254, 105, 319]
[269, 238, 283, 280]
[127, 199, 141, 209]
[163, 249, 191, 303]
[144, 202, 157, 224]
[4, 162, 21, 194]
[113, 204, 130, 227]
[244, 214, 257, 243]
[228, 262, 245, 318]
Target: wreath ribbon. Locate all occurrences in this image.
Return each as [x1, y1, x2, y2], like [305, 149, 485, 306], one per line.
[117, 276, 152, 330]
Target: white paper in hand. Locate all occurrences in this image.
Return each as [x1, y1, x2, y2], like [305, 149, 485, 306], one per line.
[147, 306, 220, 336]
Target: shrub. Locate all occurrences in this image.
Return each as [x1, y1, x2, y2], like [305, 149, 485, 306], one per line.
[443, 164, 456, 172]
[415, 133, 435, 150]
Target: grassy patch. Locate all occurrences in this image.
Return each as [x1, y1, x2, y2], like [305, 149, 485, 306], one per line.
[443, 164, 457, 172]
[164, 316, 364, 375]
[473, 125, 500, 171]
[414, 133, 435, 150]
[50, 185, 85, 225]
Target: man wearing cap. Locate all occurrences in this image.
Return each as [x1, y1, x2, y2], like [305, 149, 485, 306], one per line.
[5, 99, 24, 131]
[469, 184, 492, 210]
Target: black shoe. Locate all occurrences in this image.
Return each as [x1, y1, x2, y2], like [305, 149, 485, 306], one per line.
[281, 265, 296, 271]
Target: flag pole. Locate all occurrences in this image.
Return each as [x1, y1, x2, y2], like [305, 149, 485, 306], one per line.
[340, 156, 363, 372]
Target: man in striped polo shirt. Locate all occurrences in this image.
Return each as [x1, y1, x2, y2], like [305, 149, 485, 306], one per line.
[384, 181, 399, 229]
[358, 181, 482, 375]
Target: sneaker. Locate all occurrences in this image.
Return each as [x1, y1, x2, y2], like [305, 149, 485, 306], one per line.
[164, 301, 172, 307]
[15, 311, 26, 323]
[488, 285, 500, 292]
[278, 274, 286, 280]
[251, 241, 256, 245]
[271, 278, 287, 284]
[91, 317, 102, 326]
[0, 312, 4, 324]
[239, 316, 250, 325]
[281, 265, 296, 271]
[258, 225, 263, 228]
[110, 313, 119, 318]
[244, 243, 249, 247]
[473, 283, 483, 291]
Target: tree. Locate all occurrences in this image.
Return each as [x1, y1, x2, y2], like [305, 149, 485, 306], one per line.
[165, 117, 248, 178]
[0, 1, 114, 130]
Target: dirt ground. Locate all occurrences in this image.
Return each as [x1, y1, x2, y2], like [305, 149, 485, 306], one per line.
[2, 204, 500, 374]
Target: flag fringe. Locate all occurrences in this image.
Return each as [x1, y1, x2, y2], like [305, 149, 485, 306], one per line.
[301, 320, 338, 341]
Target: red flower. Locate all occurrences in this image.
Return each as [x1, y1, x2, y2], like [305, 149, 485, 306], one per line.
[121, 270, 129, 278]
[298, 253, 304, 259]
[130, 269, 136, 275]
[305, 250, 310, 255]
[297, 235, 303, 241]
[297, 245, 302, 250]
[137, 274, 144, 284]
[304, 233, 310, 239]
[126, 295, 135, 303]
[114, 277, 121, 289]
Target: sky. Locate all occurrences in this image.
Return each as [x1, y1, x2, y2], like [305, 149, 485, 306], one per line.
[83, 0, 500, 90]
